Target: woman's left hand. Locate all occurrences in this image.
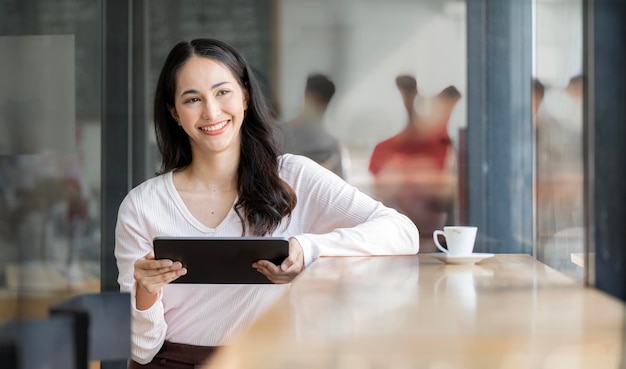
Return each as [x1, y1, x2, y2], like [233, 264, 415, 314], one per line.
[253, 237, 304, 284]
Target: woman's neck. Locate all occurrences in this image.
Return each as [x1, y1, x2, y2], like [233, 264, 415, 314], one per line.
[177, 154, 239, 193]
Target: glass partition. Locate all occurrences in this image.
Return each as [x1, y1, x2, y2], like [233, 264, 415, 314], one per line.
[534, 0, 584, 281]
[0, 0, 102, 322]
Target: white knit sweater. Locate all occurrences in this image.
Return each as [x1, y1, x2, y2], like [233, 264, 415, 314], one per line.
[115, 154, 419, 364]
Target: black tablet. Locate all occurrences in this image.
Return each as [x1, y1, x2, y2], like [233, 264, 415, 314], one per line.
[152, 237, 290, 284]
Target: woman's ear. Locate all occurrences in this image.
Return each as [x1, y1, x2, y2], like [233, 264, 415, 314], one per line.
[244, 89, 250, 111]
[168, 104, 180, 125]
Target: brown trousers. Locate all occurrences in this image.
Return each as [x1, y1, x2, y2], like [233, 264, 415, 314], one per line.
[128, 341, 218, 369]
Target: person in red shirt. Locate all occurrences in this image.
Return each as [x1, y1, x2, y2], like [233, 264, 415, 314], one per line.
[369, 76, 461, 253]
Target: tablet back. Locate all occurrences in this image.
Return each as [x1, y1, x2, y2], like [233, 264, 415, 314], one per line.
[153, 237, 290, 284]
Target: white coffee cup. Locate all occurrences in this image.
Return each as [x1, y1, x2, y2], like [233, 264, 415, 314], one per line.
[433, 226, 478, 256]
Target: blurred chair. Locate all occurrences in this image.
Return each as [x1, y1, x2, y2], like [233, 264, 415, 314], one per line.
[0, 338, 17, 369]
[0, 314, 82, 369]
[49, 291, 131, 368]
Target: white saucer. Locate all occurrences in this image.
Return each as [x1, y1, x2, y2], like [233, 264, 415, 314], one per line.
[427, 252, 495, 265]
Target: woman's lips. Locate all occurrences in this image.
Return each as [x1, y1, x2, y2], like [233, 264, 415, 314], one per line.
[199, 120, 229, 133]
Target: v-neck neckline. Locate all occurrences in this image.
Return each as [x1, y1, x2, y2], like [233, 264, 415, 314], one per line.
[164, 171, 238, 233]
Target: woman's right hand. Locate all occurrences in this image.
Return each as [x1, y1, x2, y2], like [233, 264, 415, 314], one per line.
[133, 252, 187, 309]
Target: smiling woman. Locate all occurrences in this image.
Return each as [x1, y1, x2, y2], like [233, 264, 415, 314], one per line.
[114, 38, 419, 369]
[166, 55, 250, 228]
[152, 39, 295, 237]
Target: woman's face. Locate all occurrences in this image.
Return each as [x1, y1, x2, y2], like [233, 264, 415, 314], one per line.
[169, 55, 249, 157]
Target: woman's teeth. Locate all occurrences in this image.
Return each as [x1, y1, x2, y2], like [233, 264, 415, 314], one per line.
[201, 121, 228, 132]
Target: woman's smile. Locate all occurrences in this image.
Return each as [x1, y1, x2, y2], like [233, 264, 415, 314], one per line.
[199, 119, 230, 135]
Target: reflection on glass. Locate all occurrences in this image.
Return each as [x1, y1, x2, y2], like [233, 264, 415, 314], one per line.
[0, 36, 75, 155]
[534, 0, 584, 281]
[0, 1, 102, 322]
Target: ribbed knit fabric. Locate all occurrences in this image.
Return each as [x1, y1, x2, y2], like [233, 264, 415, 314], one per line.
[115, 154, 419, 364]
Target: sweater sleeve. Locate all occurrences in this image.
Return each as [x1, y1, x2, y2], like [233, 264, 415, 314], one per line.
[114, 192, 168, 364]
[283, 155, 420, 266]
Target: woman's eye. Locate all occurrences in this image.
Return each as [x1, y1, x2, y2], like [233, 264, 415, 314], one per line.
[184, 97, 200, 104]
[216, 90, 230, 97]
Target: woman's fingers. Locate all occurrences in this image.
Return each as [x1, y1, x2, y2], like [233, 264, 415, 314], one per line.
[253, 259, 299, 284]
[137, 267, 187, 294]
[145, 261, 183, 277]
[136, 256, 173, 270]
[252, 237, 306, 284]
[134, 252, 187, 293]
[148, 268, 187, 285]
[283, 238, 304, 272]
[136, 255, 181, 274]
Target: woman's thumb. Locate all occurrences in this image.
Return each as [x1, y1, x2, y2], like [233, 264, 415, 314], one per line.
[281, 257, 293, 271]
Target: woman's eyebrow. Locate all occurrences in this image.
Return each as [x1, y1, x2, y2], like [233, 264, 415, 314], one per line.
[180, 89, 200, 97]
[211, 81, 230, 89]
[180, 81, 231, 97]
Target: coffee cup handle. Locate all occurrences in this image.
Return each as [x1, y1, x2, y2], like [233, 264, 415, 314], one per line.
[433, 230, 448, 253]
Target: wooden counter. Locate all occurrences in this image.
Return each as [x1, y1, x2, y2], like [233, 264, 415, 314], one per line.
[203, 254, 625, 369]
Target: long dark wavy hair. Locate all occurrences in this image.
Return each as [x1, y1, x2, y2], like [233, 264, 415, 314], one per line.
[153, 38, 297, 236]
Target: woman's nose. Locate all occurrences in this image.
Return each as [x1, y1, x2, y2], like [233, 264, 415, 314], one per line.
[201, 99, 221, 121]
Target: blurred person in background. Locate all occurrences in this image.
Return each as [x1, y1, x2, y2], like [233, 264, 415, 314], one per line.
[532, 78, 545, 123]
[369, 75, 460, 253]
[536, 75, 584, 277]
[276, 73, 348, 179]
[536, 75, 584, 234]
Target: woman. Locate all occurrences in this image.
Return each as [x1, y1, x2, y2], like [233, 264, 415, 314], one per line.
[115, 38, 419, 368]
